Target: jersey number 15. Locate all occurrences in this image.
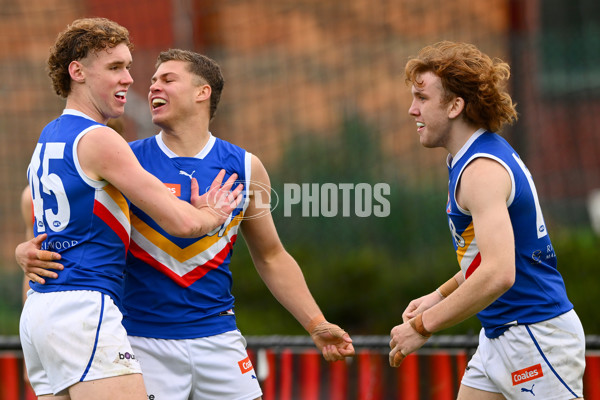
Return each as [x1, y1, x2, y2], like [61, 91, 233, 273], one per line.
[28, 142, 70, 233]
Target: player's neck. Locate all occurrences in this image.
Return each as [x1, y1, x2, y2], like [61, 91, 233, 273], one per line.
[65, 97, 108, 125]
[160, 124, 211, 157]
[446, 122, 482, 157]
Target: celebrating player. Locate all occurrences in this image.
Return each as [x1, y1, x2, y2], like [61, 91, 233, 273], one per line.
[388, 41, 585, 400]
[18, 48, 354, 400]
[18, 18, 241, 400]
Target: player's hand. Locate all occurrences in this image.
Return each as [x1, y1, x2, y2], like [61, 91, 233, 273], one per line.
[402, 291, 443, 322]
[192, 169, 244, 228]
[15, 234, 63, 284]
[310, 321, 355, 362]
[389, 317, 430, 367]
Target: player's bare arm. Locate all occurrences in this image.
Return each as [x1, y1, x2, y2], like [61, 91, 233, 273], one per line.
[240, 155, 354, 361]
[402, 271, 464, 322]
[390, 157, 515, 366]
[18, 186, 63, 285]
[16, 130, 244, 282]
[17, 234, 63, 285]
[77, 126, 243, 237]
[426, 157, 515, 331]
[20, 186, 34, 240]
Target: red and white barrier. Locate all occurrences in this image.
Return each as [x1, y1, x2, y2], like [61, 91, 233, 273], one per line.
[2, 343, 600, 399]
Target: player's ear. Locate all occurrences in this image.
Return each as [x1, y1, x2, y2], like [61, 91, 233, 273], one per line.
[196, 84, 211, 103]
[69, 61, 85, 83]
[448, 96, 465, 119]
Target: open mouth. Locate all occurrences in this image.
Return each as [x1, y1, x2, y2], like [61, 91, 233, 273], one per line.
[152, 98, 167, 109]
[115, 91, 126, 101]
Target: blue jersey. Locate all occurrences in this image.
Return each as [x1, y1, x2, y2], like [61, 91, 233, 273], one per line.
[122, 133, 250, 339]
[446, 129, 572, 338]
[27, 110, 131, 302]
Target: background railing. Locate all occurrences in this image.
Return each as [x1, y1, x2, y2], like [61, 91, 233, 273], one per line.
[2, 335, 600, 400]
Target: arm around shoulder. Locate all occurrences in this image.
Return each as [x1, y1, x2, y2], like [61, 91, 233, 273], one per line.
[77, 127, 239, 237]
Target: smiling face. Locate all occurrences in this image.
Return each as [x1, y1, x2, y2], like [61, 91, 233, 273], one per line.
[148, 60, 209, 130]
[407, 71, 456, 149]
[75, 43, 133, 122]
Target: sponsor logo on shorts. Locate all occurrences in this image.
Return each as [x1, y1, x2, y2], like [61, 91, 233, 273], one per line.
[119, 352, 136, 360]
[238, 356, 253, 374]
[511, 364, 543, 386]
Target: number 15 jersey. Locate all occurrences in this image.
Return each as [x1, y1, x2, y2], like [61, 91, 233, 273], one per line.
[27, 109, 131, 302]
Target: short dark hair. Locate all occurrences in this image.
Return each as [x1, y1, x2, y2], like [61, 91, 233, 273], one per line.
[156, 49, 225, 120]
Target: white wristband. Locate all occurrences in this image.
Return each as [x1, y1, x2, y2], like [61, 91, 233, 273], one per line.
[435, 288, 445, 299]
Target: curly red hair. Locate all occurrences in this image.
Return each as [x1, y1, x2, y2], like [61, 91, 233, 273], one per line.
[405, 41, 517, 133]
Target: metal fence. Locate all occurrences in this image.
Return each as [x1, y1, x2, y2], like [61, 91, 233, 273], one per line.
[2, 335, 600, 399]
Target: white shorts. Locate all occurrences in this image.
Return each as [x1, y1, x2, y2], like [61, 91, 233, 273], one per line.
[461, 309, 585, 399]
[129, 330, 262, 400]
[19, 290, 142, 396]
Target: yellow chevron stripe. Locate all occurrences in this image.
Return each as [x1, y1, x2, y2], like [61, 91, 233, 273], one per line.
[102, 184, 130, 223]
[456, 221, 475, 264]
[131, 212, 243, 262]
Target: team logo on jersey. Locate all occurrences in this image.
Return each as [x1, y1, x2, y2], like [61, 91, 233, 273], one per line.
[511, 364, 543, 386]
[238, 356, 254, 374]
[531, 250, 542, 264]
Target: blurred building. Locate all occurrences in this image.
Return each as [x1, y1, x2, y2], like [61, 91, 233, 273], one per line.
[0, 0, 598, 268]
